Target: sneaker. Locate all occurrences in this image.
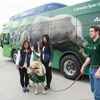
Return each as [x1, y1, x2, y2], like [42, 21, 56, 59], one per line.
[25, 87, 29, 92]
[22, 87, 26, 93]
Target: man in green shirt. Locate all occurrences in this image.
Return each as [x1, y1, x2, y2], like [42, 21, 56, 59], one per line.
[80, 26, 100, 100]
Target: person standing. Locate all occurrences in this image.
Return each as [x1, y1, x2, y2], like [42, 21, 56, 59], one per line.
[80, 26, 100, 100]
[39, 34, 54, 90]
[16, 40, 33, 93]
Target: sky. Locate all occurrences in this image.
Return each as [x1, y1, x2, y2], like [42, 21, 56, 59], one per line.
[0, 0, 90, 33]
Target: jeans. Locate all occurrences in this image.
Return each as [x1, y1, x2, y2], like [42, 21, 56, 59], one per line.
[89, 68, 100, 100]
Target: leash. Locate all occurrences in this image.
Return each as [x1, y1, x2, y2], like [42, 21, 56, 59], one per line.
[21, 66, 82, 92]
[34, 72, 82, 92]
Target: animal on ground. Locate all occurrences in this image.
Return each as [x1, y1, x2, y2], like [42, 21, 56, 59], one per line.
[27, 61, 46, 95]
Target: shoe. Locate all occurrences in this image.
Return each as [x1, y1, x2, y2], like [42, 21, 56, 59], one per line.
[44, 86, 50, 90]
[25, 87, 29, 92]
[22, 87, 26, 93]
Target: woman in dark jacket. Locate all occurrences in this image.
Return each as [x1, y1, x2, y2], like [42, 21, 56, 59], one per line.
[40, 34, 54, 90]
[16, 40, 33, 93]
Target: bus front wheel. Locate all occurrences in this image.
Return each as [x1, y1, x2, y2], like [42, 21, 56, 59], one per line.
[12, 50, 18, 64]
[60, 55, 81, 80]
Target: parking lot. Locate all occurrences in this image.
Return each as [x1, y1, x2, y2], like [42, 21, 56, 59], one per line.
[0, 47, 94, 100]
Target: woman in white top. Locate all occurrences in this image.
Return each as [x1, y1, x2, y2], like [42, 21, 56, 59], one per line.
[16, 40, 33, 93]
[40, 34, 54, 90]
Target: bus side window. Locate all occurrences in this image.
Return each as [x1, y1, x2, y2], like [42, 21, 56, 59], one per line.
[3, 34, 9, 44]
[46, 3, 66, 12]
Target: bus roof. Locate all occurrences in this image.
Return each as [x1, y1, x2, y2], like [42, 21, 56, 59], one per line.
[9, 2, 67, 21]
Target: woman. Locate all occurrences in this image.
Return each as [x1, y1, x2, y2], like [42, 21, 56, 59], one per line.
[40, 34, 54, 90]
[16, 40, 33, 93]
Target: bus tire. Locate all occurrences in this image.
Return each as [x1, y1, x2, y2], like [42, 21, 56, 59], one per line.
[60, 55, 81, 80]
[12, 50, 18, 64]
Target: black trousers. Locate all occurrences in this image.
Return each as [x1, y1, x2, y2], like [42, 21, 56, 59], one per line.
[42, 60, 52, 88]
[19, 68, 29, 87]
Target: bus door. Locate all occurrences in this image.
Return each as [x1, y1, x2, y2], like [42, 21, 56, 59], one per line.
[2, 33, 11, 57]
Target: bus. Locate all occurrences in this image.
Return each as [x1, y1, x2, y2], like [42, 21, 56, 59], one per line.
[1, 0, 100, 80]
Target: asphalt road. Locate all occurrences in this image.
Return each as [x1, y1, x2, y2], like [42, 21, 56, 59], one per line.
[0, 47, 94, 100]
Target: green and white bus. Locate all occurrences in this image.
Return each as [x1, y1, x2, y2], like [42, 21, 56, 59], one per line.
[1, 0, 100, 80]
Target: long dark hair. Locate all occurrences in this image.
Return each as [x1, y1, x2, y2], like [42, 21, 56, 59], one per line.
[22, 40, 31, 51]
[41, 34, 50, 54]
